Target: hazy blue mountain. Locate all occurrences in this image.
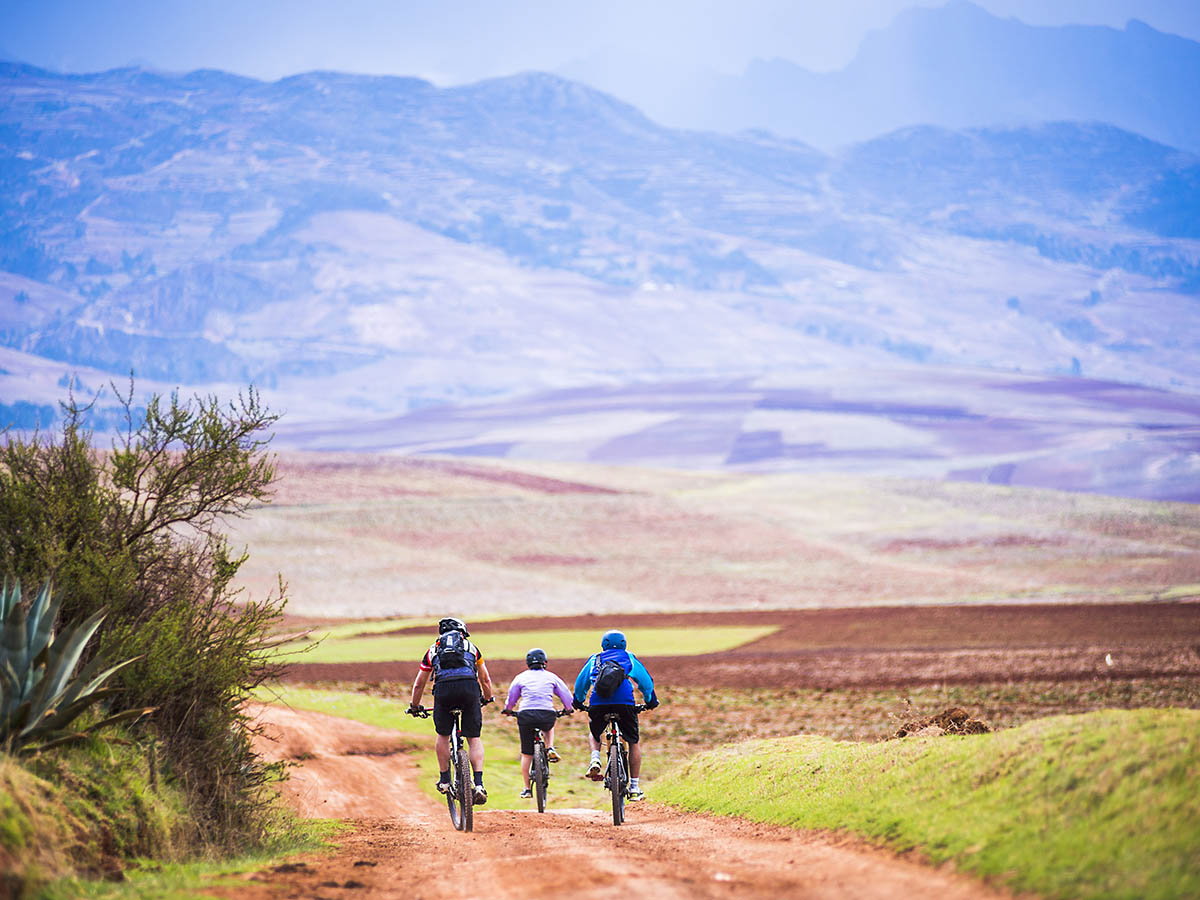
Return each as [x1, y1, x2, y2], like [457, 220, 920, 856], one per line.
[1, 59, 1199, 503]
[638, 1, 1200, 152]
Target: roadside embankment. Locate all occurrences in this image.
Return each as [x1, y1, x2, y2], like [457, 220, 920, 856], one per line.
[0, 734, 188, 895]
[655, 708, 1200, 900]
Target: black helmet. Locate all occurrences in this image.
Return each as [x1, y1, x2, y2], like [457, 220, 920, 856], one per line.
[438, 616, 469, 637]
[525, 647, 547, 669]
[601, 629, 626, 650]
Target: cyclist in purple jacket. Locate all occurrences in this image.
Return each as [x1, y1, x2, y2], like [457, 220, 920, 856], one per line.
[504, 647, 574, 799]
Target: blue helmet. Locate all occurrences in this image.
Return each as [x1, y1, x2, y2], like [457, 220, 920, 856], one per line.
[601, 629, 626, 650]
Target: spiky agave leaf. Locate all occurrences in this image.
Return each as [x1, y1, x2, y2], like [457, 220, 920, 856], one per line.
[21, 706, 158, 755]
[0, 579, 18, 620]
[1, 580, 150, 753]
[23, 607, 107, 723]
[26, 582, 58, 666]
[30, 656, 144, 739]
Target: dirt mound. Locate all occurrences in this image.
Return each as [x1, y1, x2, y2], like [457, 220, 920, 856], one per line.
[894, 707, 991, 738]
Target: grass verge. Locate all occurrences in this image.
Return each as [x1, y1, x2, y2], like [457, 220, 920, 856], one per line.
[40, 819, 343, 900]
[655, 708, 1200, 900]
[1, 733, 190, 896]
[1, 730, 342, 900]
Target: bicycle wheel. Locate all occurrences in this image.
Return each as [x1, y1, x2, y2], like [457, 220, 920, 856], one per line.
[608, 739, 625, 825]
[446, 738, 464, 830]
[533, 742, 548, 813]
[457, 746, 474, 832]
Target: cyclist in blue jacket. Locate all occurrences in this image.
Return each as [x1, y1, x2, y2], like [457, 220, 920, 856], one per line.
[572, 629, 659, 801]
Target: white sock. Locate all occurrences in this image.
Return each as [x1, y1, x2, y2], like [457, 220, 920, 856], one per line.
[630, 777, 639, 790]
[590, 750, 601, 762]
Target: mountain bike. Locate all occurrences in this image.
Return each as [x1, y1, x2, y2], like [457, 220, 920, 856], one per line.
[581, 703, 646, 825]
[502, 708, 571, 813]
[408, 697, 492, 831]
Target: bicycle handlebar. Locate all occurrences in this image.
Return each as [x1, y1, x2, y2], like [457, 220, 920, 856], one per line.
[407, 705, 430, 718]
[502, 707, 573, 717]
[575, 704, 648, 713]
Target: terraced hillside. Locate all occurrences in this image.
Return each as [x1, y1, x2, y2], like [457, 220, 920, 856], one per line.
[229, 453, 1200, 619]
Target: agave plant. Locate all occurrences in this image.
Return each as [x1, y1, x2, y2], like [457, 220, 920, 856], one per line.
[0, 580, 153, 754]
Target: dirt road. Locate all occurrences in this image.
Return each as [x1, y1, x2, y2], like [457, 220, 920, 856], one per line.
[226, 703, 1012, 900]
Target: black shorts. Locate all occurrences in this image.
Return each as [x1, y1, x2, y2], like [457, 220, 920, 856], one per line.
[588, 704, 639, 744]
[432, 678, 482, 738]
[516, 709, 558, 755]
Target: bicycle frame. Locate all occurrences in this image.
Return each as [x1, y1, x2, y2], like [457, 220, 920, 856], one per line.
[504, 707, 569, 813]
[582, 703, 645, 825]
[409, 697, 492, 832]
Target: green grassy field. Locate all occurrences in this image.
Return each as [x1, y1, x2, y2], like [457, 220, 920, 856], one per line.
[279, 625, 777, 664]
[655, 708, 1200, 900]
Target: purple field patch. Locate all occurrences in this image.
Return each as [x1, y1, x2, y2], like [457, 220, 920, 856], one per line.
[274, 370, 1200, 502]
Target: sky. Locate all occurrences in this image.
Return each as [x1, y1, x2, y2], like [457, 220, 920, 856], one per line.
[2, 0, 1199, 86]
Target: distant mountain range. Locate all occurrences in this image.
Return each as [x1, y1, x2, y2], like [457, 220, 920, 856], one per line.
[564, 1, 1200, 153]
[1, 25, 1199, 498]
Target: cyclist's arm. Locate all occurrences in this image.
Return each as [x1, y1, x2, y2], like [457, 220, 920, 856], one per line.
[410, 666, 431, 708]
[552, 674, 574, 710]
[504, 675, 523, 711]
[477, 658, 495, 703]
[627, 652, 655, 702]
[572, 656, 596, 703]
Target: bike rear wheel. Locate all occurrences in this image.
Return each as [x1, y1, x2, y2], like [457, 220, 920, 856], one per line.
[448, 748, 465, 830]
[533, 743, 548, 813]
[608, 739, 626, 825]
[456, 746, 474, 832]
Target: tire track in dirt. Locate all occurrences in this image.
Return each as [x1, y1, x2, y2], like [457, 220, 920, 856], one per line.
[227, 703, 1013, 900]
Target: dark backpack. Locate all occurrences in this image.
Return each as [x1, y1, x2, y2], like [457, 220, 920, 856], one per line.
[434, 630, 469, 671]
[593, 659, 626, 698]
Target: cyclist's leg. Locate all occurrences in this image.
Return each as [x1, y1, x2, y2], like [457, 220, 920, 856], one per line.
[515, 712, 538, 789]
[434, 735, 452, 771]
[621, 706, 642, 779]
[467, 736, 485, 774]
[585, 708, 605, 777]
[544, 723, 560, 761]
[431, 691, 455, 780]
[457, 684, 485, 777]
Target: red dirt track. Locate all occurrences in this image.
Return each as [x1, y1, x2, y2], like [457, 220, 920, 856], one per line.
[226, 703, 1011, 900]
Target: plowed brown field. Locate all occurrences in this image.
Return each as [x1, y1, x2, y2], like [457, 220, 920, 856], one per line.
[283, 601, 1200, 688]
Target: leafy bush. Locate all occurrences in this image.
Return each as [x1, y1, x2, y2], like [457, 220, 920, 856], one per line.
[0, 384, 287, 848]
[0, 580, 150, 754]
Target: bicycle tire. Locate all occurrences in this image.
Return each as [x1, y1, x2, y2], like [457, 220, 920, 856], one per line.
[457, 746, 474, 832]
[446, 734, 463, 830]
[533, 743, 548, 813]
[608, 739, 625, 825]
